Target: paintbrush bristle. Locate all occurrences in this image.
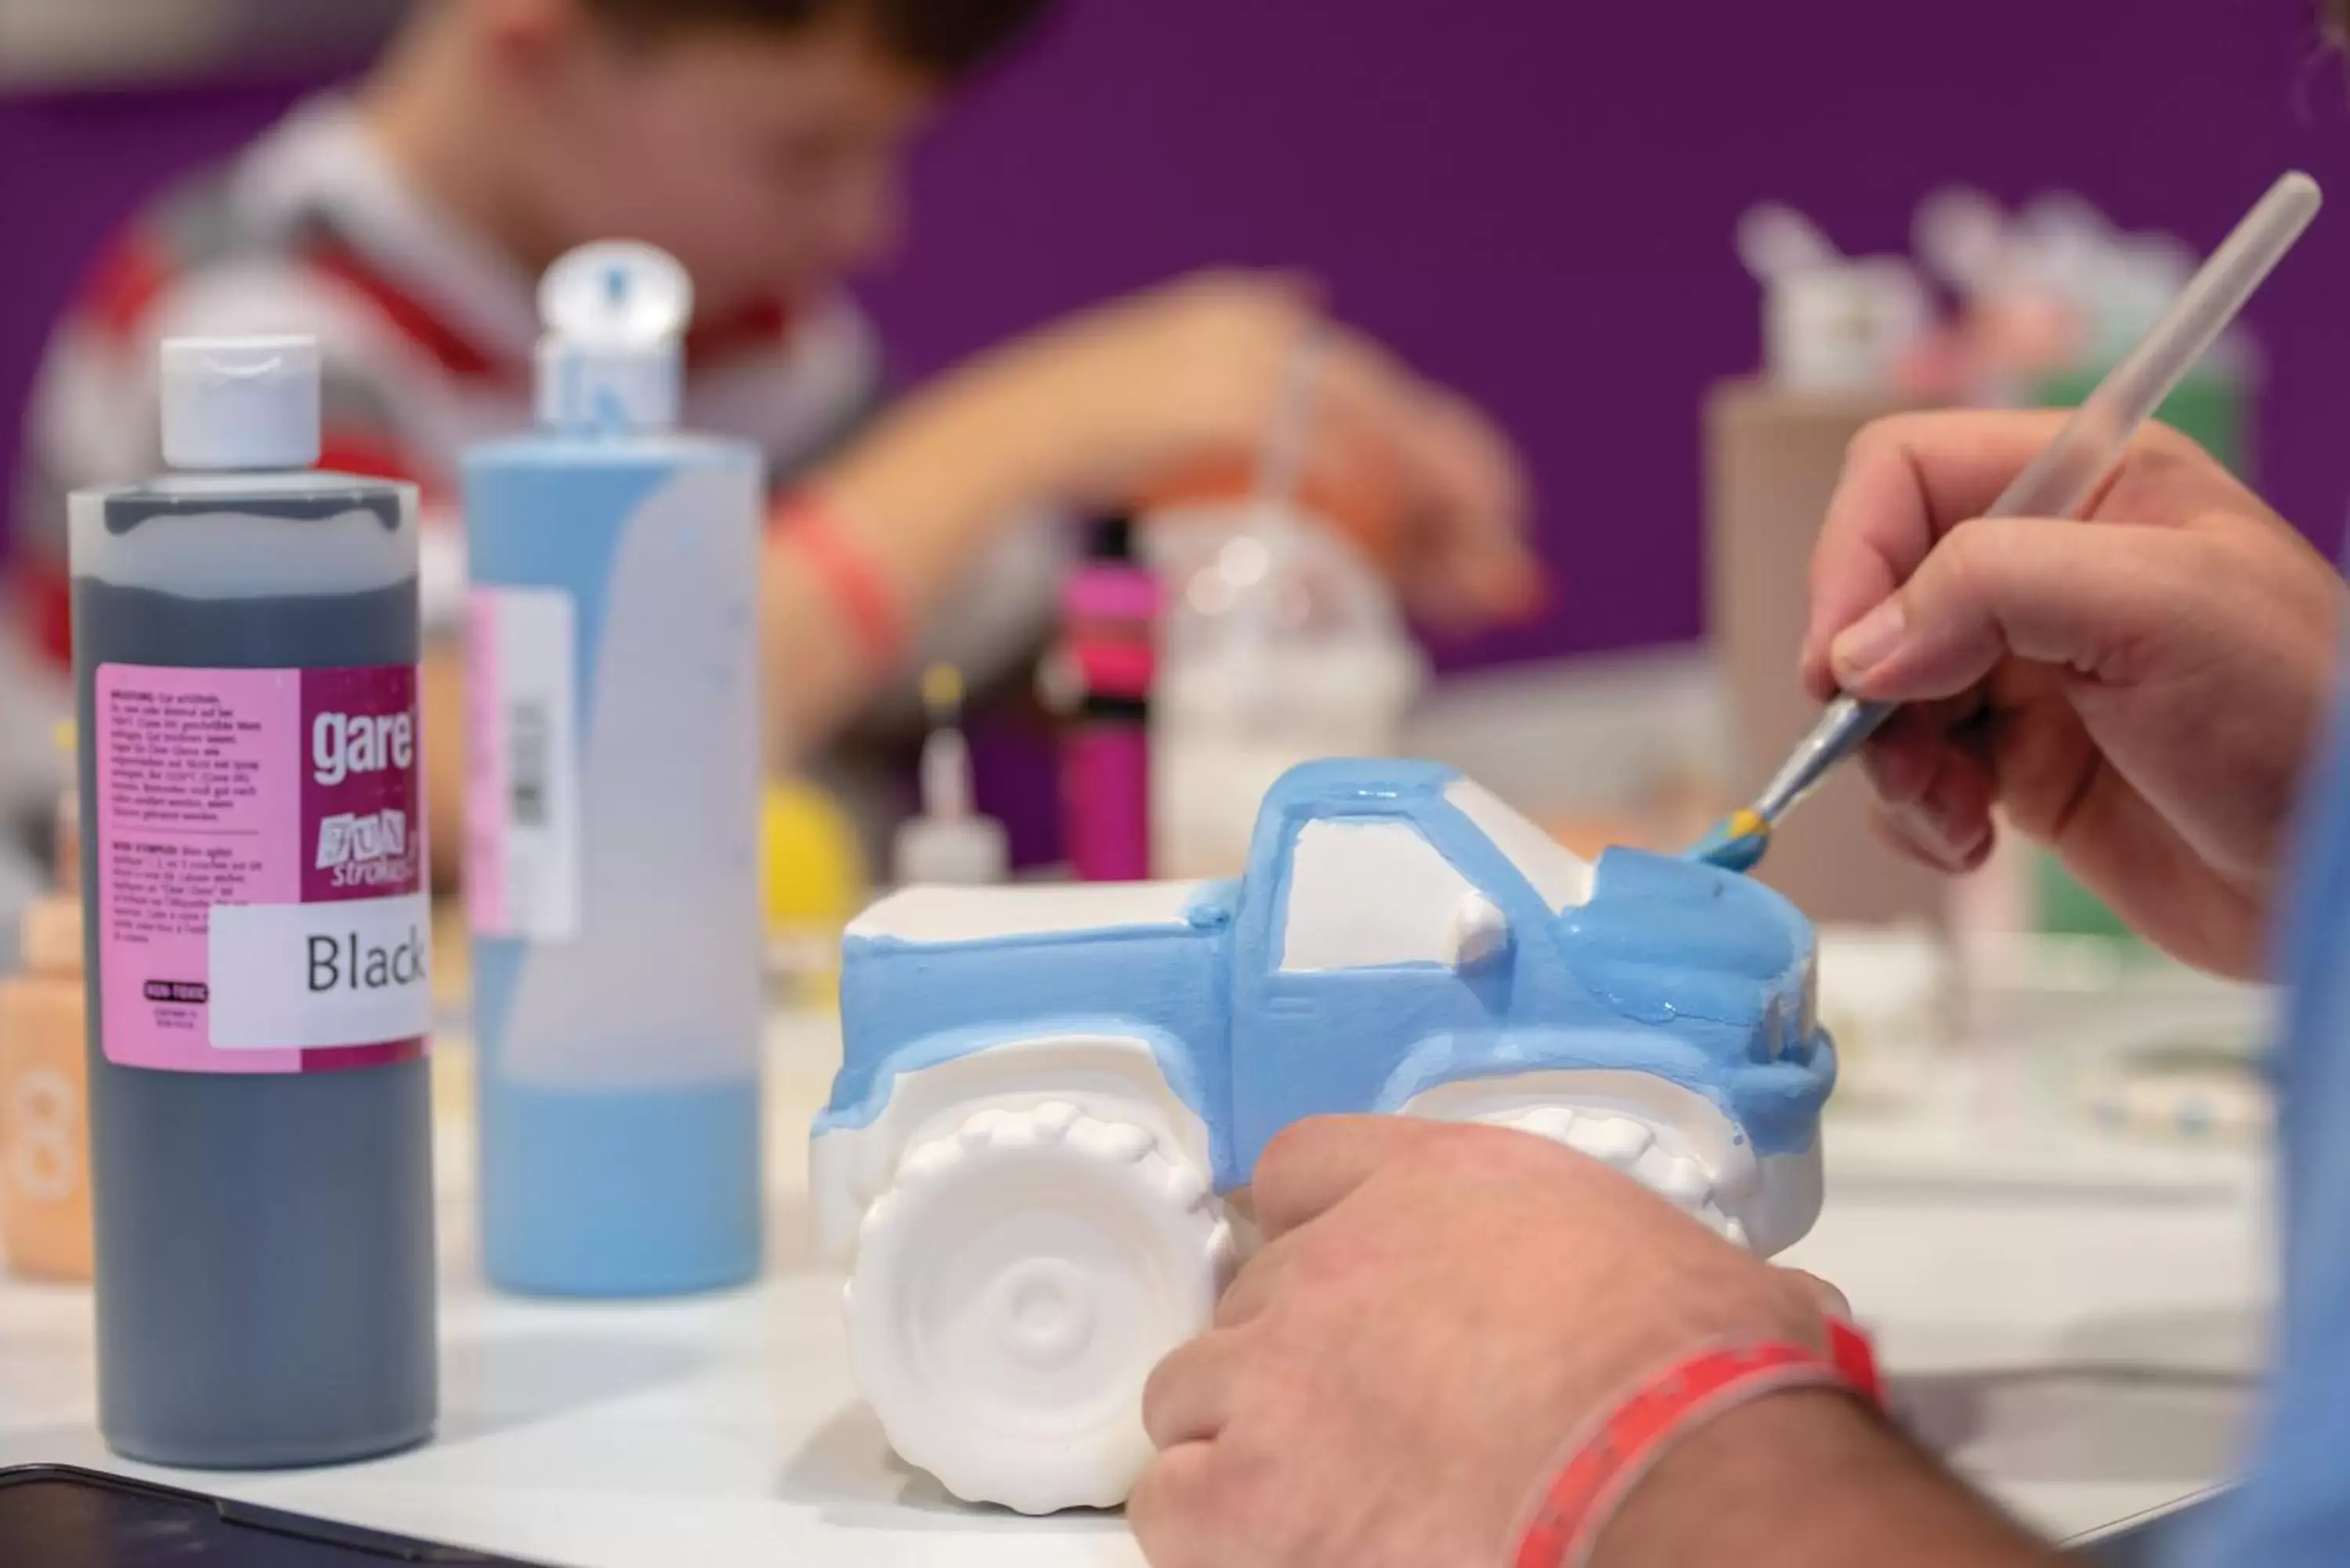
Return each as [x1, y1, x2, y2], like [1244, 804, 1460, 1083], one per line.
[1687, 808, 1773, 874]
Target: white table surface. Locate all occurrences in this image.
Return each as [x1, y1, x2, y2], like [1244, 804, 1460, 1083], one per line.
[0, 1019, 2276, 1566]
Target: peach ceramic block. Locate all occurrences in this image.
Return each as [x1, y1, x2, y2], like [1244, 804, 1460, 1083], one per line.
[0, 898, 93, 1281]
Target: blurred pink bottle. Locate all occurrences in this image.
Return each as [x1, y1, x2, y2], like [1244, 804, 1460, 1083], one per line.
[1061, 519, 1159, 883]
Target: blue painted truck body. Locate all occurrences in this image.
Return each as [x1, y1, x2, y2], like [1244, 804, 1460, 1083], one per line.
[822, 761, 1835, 1191]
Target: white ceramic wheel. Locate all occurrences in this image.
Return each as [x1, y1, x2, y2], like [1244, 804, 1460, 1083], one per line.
[1405, 1068, 1825, 1257]
[1482, 1104, 1748, 1245]
[845, 1102, 1235, 1515]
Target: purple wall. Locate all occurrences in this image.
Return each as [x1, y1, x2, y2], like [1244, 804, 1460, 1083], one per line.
[859, 0, 2350, 668]
[7, 2, 2350, 677]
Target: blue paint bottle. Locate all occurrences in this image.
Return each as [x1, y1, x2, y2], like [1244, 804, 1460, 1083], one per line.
[462, 244, 765, 1296]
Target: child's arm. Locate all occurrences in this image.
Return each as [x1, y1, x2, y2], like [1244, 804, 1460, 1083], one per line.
[763, 271, 1542, 760]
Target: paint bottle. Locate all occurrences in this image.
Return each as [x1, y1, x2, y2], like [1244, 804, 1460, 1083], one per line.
[1059, 516, 1157, 882]
[1736, 202, 1935, 394]
[464, 242, 765, 1297]
[72, 336, 436, 1466]
[0, 753, 94, 1282]
[893, 667, 1008, 888]
[1149, 502, 1424, 880]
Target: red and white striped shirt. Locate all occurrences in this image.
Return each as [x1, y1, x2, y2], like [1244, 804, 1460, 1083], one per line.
[13, 96, 884, 657]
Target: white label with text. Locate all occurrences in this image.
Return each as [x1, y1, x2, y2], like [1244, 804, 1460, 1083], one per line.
[207, 892, 435, 1051]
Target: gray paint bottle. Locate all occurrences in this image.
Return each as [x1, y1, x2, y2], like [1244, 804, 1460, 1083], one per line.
[70, 338, 436, 1466]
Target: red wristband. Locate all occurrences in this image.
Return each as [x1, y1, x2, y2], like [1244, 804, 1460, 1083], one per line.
[1511, 1328, 1885, 1568]
[1826, 1318, 1885, 1406]
[775, 491, 908, 673]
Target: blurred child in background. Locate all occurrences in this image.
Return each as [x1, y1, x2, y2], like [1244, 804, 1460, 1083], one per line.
[5, 0, 1540, 868]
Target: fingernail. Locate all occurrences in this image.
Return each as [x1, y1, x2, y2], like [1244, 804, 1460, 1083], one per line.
[1891, 804, 1968, 871]
[1911, 788, 1987, 869]
[1914, 781, 1963, 845]
[1831, 600, 1907, 684]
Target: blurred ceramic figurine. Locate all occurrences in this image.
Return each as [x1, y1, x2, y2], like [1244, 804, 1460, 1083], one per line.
[0, 746, 92, 1282]
[814, 759, 1835, 1512]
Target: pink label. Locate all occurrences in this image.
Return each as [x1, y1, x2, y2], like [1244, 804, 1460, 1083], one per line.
[95, 664, 431, 1075]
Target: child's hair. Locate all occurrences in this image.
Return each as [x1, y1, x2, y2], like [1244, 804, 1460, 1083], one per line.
[2332, 0, 2350, 41]
[580, 0, 1054, 78]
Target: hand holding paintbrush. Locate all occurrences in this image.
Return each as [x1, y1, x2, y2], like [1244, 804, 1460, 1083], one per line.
[1691, 173, 2324, 888]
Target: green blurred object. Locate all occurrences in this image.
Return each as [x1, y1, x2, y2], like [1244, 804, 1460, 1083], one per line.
[2031, 851, 2146, 943]
[2023, 366, 2248, 945]
[2034, 367, 2247, 477]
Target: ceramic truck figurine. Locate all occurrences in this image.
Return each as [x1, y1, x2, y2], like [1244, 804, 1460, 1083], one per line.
[815, 759, 1835, 1514]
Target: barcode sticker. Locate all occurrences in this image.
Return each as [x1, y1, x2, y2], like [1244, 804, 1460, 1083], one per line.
[465, 588, 582, 941]
[508, 699, 553, 829]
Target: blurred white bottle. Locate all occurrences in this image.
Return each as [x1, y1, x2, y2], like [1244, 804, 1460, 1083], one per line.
[1148, 501, 1425, 880]
[1737, 202, 1934, 393]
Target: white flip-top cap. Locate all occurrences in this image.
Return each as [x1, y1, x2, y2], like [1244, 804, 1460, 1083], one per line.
[1765, 262, 1932, 392]
[161, 336, 322, 471]
[537, 241, 692, 434]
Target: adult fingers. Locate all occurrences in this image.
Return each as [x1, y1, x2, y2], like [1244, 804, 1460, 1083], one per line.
[1128, 1441, 1224, 1568]
[1804, 410, 2091, 681]
[1781, 1268, 1853, 1323]
[1857, 708, 1998, 858]
[1800, 415, 2241, 695]
[1249, 1116, 1441, 1241]
[1873, 798, 1995, 874]
[1142, 1329, 1253, 1450]
[1213, 1229, 1309, 1331]
[1857, 706, 1956, 811]
[1828, 518, 2197, 705]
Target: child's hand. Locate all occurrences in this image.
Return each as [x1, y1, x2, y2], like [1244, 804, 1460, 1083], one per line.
[1803, 411, 2345, 977]
[788, 274, 1535, 754]
[971, 272, 1544, 631]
